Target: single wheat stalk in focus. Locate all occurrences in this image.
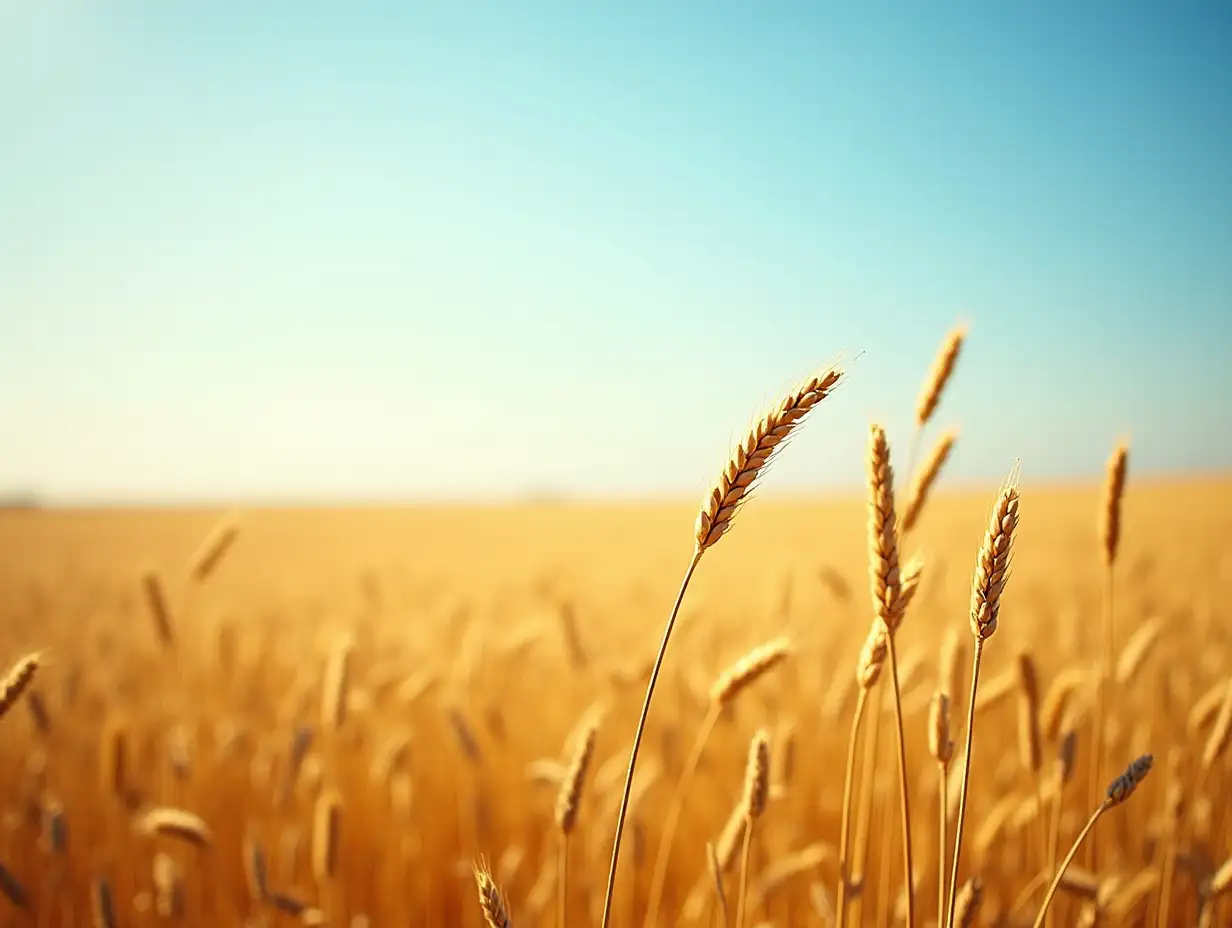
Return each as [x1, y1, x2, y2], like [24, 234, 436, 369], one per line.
[865, 423, 915, 928]
[735, 730, 770, 928]
[645, 637, 791, 928]
[554, 714, 597, 928]
[1088, 441, 1127, 863]
[1032, 754, 1153, 928]
[946, 467, 1021, 928]
[901, 429, 957, 536]
[473, 860, 512, 928]
[598, 364, 843, 928]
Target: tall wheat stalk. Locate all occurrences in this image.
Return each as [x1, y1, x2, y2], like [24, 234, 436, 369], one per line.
[598, 366, 843, 928]
[945, 470, 1021, 928]
[866, 423, 914, 927]
[1088, 441, 1127, 868]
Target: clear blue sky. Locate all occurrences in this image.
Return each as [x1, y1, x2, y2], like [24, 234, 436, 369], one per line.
[2, 3, 1230, 503]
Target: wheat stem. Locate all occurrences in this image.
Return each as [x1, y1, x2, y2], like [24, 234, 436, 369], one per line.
[945, 637, 984, 928]
[1031, 802, 1108, 928]
[885, 634, 916, 927]
[599, 549, 701, 928]
[835, 688, 869, 926]
[734, 822, 755, 928]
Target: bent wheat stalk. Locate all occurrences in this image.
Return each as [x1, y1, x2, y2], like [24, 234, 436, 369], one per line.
[1032, 755, 1153, 928]
[598, 366, 843, 928]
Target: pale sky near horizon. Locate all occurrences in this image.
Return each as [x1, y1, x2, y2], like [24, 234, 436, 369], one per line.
[2, 3, 1230, 503]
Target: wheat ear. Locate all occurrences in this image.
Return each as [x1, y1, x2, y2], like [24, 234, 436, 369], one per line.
[735, 730, 770, 928]
[866, 423, 915, 928]
[945, 468, 1020, 928]
[473, 860, 512, 928]
[1032, 754, 1153, 928]
[555, 715, 597, 928]
[901, 430, 957, 535]
[645, 637, 790, 928]
[598, 365, 842, 928]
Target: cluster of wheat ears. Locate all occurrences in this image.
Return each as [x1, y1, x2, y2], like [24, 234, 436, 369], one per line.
[0, 326, 1230, 927]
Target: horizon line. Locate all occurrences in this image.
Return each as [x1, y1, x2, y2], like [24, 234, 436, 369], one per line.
[3, 466, 1228, 511]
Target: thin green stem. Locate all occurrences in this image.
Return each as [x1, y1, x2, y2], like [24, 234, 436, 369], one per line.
[599, 548, 702, 928]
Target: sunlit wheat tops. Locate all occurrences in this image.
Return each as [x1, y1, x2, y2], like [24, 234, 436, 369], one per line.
[473, 861, 512, 928]
[970, 469, 1021, 641]
[0, 653, 40, 721]
[555, 717, 597, 835]
[915, 326, 966, 427]
[710, 637, 792, 707]
[867, 424, 903, 633]
[1100, 443, 1128, 568]
[901, 430, 957, 534]
[695, 366, 843, 553]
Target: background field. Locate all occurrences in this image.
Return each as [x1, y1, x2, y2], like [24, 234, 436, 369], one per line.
[0, 478, 1229, 926]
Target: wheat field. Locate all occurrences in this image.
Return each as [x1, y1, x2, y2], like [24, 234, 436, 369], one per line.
[0, 359, 1230, 927]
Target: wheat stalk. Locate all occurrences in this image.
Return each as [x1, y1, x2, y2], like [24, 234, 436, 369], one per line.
[1032, 754, 1153, 928]
[901, 430, 957, 535]
[599, 364, 843, 928]
[554, 714, 597, 928]
[946, 467, 1021, 928]
[1089, 441, 1128, 856]
[735, 729, 770, 928]
[866, 423, 915, 928]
